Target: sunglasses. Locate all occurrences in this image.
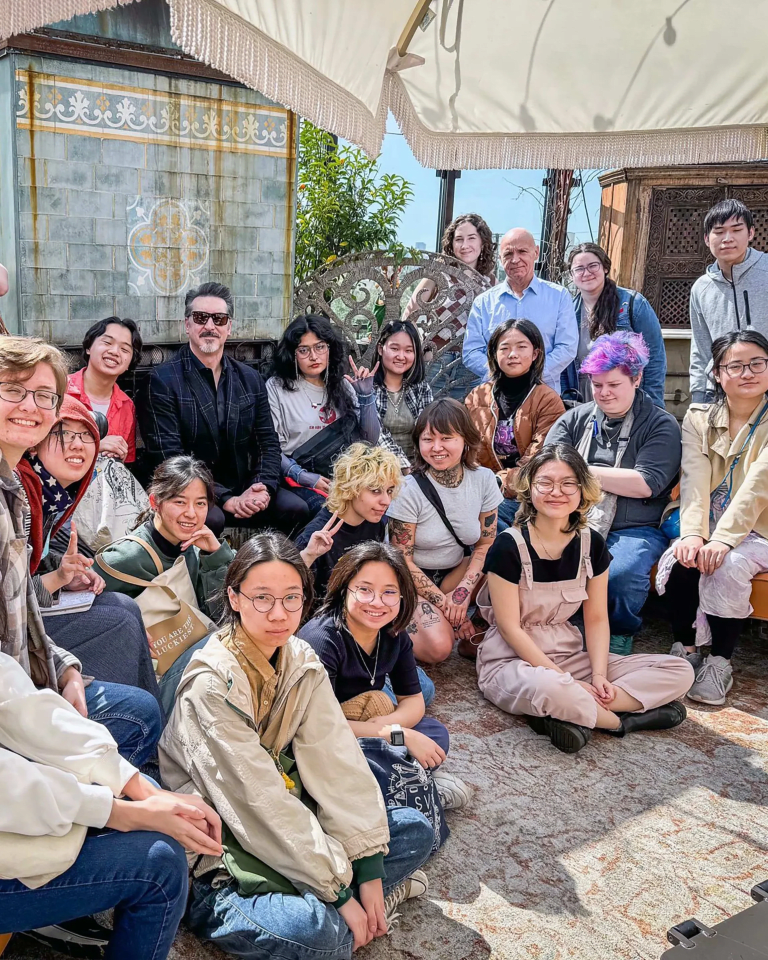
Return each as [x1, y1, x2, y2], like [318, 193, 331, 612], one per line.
[189, 311, 230, 327]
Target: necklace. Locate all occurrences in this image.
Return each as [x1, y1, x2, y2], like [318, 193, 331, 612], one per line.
[300, 380, 325, 411]
[387, 388, 405, 416]
[530, 522, 561, 561]
[352, 630, 381, 686]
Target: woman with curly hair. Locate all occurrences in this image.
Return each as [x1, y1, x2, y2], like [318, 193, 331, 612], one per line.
[476, 445, 692, 755]
[404, 213, 497, 399]
[267, 315, 380, 518]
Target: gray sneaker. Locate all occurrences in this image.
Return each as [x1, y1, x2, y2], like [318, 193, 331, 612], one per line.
[384, 869, 428, 931]
[433, 769, 472, 811]
[670, 642, 705, 674]
[687, 655, 734, 706]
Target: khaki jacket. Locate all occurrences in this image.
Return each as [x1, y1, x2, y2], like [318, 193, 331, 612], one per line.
[159, 631, 389, 903]
[680, 400, 768, 547]
[465, 381, 565, 495]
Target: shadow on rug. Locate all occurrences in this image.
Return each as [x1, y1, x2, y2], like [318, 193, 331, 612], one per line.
[9, 617, 768, 960]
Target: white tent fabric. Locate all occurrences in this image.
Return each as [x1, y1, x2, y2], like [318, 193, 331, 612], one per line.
[6, 0, 768, 169]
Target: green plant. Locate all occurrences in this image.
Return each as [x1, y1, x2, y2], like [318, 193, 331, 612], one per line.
[294, 122, 414, 285]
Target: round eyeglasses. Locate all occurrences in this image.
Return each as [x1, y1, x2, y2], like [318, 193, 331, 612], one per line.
[347, 585, 401, 607]
[718, 358, 768, 377]
[533, 479, 581, 495]
[296, 342, 329, 359]
[0, 381, 60, 410]
[238, 591, 305, 613]
[571, 261, 603, 278]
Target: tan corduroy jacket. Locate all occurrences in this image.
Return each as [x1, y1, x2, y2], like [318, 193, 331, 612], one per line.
[465, 380, 565, 496]
[159, 630, 389, 903]
[680, 400, 768, 547]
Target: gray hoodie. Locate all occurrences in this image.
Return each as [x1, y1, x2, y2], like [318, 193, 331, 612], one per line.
[689, 247, 768, 402]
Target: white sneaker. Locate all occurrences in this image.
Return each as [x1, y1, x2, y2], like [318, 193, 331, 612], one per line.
[384, 869, 428, 931]
[687, 655, 734, 706]
[433, 769, 472, 811]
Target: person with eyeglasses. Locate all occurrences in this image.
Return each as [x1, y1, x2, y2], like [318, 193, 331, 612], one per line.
[657, 330, 768, 705]
[299, 540, 470, 812]
[160, 532, 435, 958]
[476, 444, 691, 755]
[562, 243, 666, 408]
[267, 315, 380, 519]
[139, 282, 299, 537]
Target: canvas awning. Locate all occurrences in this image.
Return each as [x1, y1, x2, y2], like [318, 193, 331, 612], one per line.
[7, 0, 768, 169]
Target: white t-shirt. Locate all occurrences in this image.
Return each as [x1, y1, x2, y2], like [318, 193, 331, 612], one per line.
[266, 377, 359, 456]
[387, 468, 503, 570]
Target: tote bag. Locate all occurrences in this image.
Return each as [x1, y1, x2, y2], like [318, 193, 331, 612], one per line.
[96, 536, 215, 675]
[74, 456, 149, 551]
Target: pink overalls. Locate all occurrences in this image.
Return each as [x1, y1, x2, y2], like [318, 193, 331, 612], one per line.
[476, 526, 693, 728]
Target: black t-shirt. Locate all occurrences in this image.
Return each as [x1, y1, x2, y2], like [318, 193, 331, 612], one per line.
[483, 524, 612, 585]
[295, 506, 387, 596]
[588, 415, 627, 468]
[298, 613, 421, 703]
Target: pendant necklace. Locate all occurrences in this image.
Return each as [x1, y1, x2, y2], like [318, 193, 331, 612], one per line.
[353, 630, 381, 686]
[300, 380, 324, 411]
[387, 387, 405, 416]
[530, 522, 559, 561]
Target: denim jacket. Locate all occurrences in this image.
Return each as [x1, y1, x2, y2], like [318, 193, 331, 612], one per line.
[561, 287, 667, 408]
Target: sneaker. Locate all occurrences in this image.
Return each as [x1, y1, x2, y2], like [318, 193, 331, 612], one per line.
[433, 769, 472, 811]
[22, 917, 110, 959]
[609, 634, 633, 656]
[525, 715, 592, 754]
[687, 655, 734, 706]
[384, 869, 429, 931]
[670, 642, 704, 673]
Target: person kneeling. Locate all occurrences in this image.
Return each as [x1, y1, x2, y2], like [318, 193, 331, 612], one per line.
[299, 541, 471, 812]
[160, 533, 434, 958]
[476, 445, 693, 755]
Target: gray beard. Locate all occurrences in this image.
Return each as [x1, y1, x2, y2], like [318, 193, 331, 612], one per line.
[197, 338, 221, 354]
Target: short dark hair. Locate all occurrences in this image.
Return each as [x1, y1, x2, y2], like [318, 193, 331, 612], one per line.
[320, 541, 417, 635]
[704, 199, 754, 236]
[373, 319, 426, 387]
[487, 318, 545, 384]
[412, 397, 482, 473]
[709, 329, 768, 422]
[134, 455, 215, 528]
[184, 282, 234, 318]
[82, 316, 142, 372]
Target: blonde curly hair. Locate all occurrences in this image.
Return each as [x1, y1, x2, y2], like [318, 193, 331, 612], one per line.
[326, 443, 403, 515]
[515, 444, 602, 533]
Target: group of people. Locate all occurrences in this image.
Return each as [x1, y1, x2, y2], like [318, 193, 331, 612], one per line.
[3, 195, 768, 960]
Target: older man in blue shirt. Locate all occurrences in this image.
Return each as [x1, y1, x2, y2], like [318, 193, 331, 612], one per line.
[463, 228, 578, 393]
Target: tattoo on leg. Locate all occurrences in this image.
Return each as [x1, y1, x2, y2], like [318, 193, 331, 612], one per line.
[406, 620, 418, 635]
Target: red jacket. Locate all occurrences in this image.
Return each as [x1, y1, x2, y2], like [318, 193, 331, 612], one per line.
[16, 395, 100, 574]
[66, 367, 136, 463]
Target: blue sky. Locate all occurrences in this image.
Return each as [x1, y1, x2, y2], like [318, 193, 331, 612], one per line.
[375, 118, 604, 251]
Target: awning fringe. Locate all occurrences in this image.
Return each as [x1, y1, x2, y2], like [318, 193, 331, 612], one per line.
[3, 0, 125, 39]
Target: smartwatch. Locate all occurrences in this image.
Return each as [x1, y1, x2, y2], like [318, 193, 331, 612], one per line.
[389, 723, 405, 747]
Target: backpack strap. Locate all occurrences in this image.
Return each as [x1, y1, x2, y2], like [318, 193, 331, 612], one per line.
[412, 473, 472, 557]
[628, 291, 636, 330]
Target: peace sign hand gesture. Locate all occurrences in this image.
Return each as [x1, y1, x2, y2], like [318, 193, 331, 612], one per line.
[300, 511, 344, 566]
[345, 357, 379, 396]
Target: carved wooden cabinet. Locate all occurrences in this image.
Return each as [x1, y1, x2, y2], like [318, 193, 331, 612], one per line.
[597, 165, 768, 415]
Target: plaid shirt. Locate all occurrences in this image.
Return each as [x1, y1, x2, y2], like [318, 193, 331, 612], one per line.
[0, 452, 80, 690]
[374, 381, 433, 468]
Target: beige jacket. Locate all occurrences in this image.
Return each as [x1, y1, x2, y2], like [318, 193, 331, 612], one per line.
[680, 400, 768, 547]
[159, 631, 389, 903]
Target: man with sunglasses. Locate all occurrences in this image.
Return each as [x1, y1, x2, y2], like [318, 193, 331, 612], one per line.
[141, 283, 300, 535]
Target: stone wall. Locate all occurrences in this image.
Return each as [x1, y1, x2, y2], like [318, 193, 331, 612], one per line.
[0, 51, 296, 344]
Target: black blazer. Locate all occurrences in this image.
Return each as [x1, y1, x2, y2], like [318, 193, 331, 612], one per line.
[139, 344, 282, 505]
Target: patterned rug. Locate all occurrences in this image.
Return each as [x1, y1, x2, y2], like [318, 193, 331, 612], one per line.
[9, 616, 768, 960]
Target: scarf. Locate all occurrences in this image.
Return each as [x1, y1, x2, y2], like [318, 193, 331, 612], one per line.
[26, 453, 74, 550]
[494, 368, 535, 421]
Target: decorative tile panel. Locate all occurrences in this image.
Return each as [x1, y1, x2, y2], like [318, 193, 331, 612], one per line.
[127, 197, 209, 296]
[15, 70, 291, 156]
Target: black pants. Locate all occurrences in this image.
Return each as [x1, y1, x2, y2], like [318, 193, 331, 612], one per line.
[207, 485, 315, 539]
[666, 561, 743, 660]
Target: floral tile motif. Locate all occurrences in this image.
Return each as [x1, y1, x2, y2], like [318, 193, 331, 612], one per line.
[15, 70, 292, 156]
[127, 197, 208, 297]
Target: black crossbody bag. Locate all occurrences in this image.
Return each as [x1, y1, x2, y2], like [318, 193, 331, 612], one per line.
[412, 472, 472, 557]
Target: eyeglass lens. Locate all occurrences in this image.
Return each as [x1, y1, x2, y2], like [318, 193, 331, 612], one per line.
[191, 311, 229, 327]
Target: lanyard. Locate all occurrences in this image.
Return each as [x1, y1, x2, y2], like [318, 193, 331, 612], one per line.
[722, 398, 768, 501]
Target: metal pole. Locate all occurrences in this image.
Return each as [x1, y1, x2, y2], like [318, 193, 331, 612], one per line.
[435, 170, 461, 251]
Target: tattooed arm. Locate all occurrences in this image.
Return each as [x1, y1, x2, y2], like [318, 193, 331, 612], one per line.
[388, 518, 446, 610]
[442, 509, 498, 627]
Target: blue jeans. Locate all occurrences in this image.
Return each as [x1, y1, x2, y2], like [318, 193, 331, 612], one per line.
[85, 679, 163, 769]
[383, 665, 435, 707]
[606, 525, 669, 636]
[187, 806, 434, 960]
[0, 830, 188, 957]
[496, 496, 520, 533]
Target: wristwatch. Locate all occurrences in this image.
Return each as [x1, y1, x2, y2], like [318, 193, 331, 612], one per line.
[389, 723, 405, 747]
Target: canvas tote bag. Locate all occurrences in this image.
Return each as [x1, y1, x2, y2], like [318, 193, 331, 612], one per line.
[96, 535, 215, 675]
[74, 455, 149, 551]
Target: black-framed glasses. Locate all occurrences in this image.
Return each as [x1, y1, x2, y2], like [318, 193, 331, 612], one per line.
[61, 429, 96, 446]
[238, 590, 305, 613]
[571, 261, 603, 277]
[296, 342, 329, 359]
[0, 381, 59, 410]
[718, 358, 768, 377]
[347, 585, 401, 607]
[533, 479, 581, 495]
[189, 311, 230, 327]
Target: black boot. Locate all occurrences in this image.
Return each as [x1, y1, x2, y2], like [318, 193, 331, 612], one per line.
[606, 700, 687, 738]
[525, 715, 593, 754]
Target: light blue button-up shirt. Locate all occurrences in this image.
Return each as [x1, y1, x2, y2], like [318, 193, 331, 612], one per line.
[463, 275, 579, 392]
